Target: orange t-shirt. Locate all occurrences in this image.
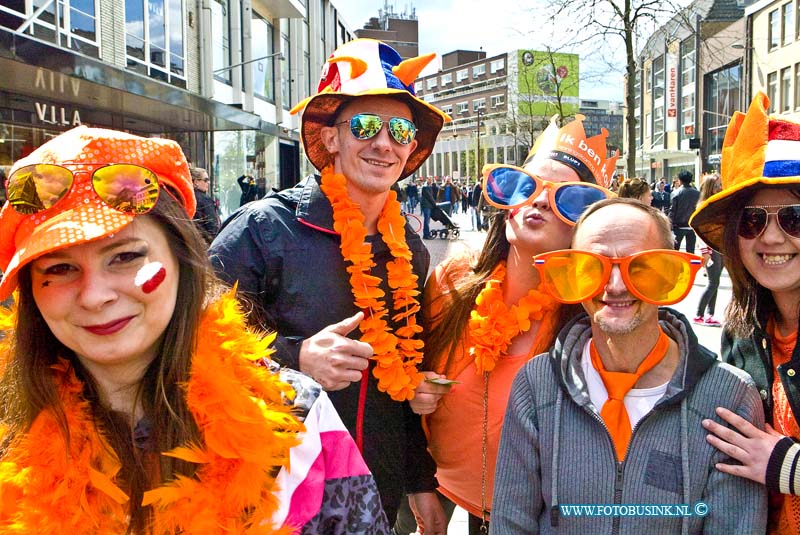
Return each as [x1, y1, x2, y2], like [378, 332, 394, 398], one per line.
[422, 254, 559, 518]
[767, 324, 800, 535]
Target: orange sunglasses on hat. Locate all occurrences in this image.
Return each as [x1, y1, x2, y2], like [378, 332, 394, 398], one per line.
[0, 126, 194, 300]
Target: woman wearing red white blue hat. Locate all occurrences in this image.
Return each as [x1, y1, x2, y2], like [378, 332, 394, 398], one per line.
[693, 92, 800, 533]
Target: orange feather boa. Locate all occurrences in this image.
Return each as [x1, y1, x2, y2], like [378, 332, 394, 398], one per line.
[0, 289, 304, 534]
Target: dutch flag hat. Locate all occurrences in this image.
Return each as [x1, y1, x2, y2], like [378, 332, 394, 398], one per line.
[290, 38, 451, 179]
[691, 91, 800, 251]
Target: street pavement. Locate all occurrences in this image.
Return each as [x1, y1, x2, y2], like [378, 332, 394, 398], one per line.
[414, 208, 731, 534]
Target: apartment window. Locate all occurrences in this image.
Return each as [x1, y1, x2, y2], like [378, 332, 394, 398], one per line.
[768, 71, 778, 112]
[796, 63, 800, 110]
[644, 65, 652, 93]
[654, 105, 664, 139]
[441, 73, 452, 85]
[427, 77, 438, 89]
[653, 55, 665, 100]
[783, 2, 794, 45]
[645, 112, 652, 138]
[414, 81, 423, 92]
[457, 101, 468, 114]
[782, 67, 792, 111]
[681, 93, 695, 138]
[456, 69, 469, 82]
[3, 0, 99, 57]
[491, 94, 505, 108]
[770, 9, 780, 49]
[210, 0, 230, 82]
[706, 63, 742, 156]
[473, 64, 486, 77]
[680, 38, 695, 87]
[441, 104, 453, 115]
[252, 14, 275, 101]
[473, 98, 486, 111]
[126, 0, 186, 87]
[490, 59, 505, 73]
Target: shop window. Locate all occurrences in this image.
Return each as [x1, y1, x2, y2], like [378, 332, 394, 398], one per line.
[126, 0, 187, 88]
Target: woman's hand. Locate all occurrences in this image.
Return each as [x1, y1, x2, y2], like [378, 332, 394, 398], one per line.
[409, 371, 453, 415]
[702, 406, 784, 484]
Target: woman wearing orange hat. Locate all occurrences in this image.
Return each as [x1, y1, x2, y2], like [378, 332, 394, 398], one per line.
[0, 127, 388, 534]
[694, 92, 800, 533]
[407, 115, 616, 533]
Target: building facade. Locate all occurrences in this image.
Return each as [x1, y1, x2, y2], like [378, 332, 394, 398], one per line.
[354, 0, 418, 59]
[625, 0, 750, 182]
[415, 48, 582, 183]
[0, 0, 355, 219]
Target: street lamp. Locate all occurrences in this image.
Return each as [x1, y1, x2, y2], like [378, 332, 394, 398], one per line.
[213, 52, 285, 75]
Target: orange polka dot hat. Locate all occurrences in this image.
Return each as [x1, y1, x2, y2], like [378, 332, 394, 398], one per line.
[0, 126, 194, 300]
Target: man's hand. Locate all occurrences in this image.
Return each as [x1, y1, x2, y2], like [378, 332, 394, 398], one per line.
[703, 406, 784, 484]
[408, 492, 447, 535]
[409, 371, 453, 415]
[299, 312, 373, 391]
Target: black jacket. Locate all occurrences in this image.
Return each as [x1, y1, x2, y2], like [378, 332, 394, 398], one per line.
[723, 312, 800, 425]
[668, 186, 700, 227]
[192, 188, 220, 244]
[209, 175, 436, 520]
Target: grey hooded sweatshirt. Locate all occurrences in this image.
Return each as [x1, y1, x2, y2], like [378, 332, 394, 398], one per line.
[491, 308, 766, 534]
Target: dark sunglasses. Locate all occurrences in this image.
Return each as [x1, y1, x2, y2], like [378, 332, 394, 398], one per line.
[6, 163, 161, 216]
[336, 113, 417, 145]
[738, 204, 800, 239]
[482, 164, 613, 224]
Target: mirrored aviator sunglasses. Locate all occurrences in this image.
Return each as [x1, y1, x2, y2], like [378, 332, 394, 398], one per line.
[343, 113, 417, 145]
[738, 205, 800, 239]
[482, 164, 612, 224]
[6, 163, 160, 216]
[533, 249, 704, 306]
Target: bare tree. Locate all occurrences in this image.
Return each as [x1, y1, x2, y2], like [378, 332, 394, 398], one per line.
[542, 0, 685, 177]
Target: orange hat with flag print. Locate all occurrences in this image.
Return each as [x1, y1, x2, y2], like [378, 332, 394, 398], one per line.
[290, 38, 451, 179]
[690, 92, 800, 251]
[523, 114, 619, 187]
[0, 126, 195, 300]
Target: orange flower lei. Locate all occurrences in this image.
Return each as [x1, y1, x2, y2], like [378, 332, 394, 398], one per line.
[320, 165, 424, 401]
[468, 262, 558, 373]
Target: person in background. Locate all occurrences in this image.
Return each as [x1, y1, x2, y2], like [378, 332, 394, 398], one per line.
[237, 174, 258, 206]
[669, 170, 700, 253]
[652, 179, 671, 213]
[208, 39, 451, 533]
[190, 167, 220, 245]
[406, 115, 617, 534]
[461, 182, 469, 214]
[617, 177, 653, 205]
[692, 173, 723, 327]
[470, 180, 484, 231]
[406, 179, 419, 214]
[492, 197, 766, 534]
[421, 177, 437, 240]
[0, 126, 389, 534]
[437, 177, 461, 216]
[692, 92, 800, 534]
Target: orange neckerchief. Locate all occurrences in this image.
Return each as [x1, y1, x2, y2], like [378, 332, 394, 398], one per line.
[766, 320, 800, 535]
[589, 328, 669, 461]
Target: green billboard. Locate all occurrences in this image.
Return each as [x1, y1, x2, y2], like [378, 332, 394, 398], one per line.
[517, 50, 580, 117]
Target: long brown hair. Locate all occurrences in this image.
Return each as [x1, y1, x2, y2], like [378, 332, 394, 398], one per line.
[722, 185, 800, 337]
[422, 209, 579, 373]
[1, 191, 212, 533]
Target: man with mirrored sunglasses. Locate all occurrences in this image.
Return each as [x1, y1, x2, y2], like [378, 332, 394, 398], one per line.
[492, 197, 766, 534]
[209, 39, 451, 533]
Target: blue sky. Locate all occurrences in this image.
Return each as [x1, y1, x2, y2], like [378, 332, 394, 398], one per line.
[330, 0, 627, 101]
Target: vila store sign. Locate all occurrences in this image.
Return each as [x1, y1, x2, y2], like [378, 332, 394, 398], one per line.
[665, 45, 679, 133]
[33, 68, 83, 127]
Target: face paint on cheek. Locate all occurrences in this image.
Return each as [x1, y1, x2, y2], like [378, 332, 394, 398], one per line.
[41, 281, 51, 288]
[134, 261, 166, 294]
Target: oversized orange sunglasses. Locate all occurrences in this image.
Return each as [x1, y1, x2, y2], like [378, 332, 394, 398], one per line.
[533, 249, 704, 305]
[482, 164, 614, 225]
